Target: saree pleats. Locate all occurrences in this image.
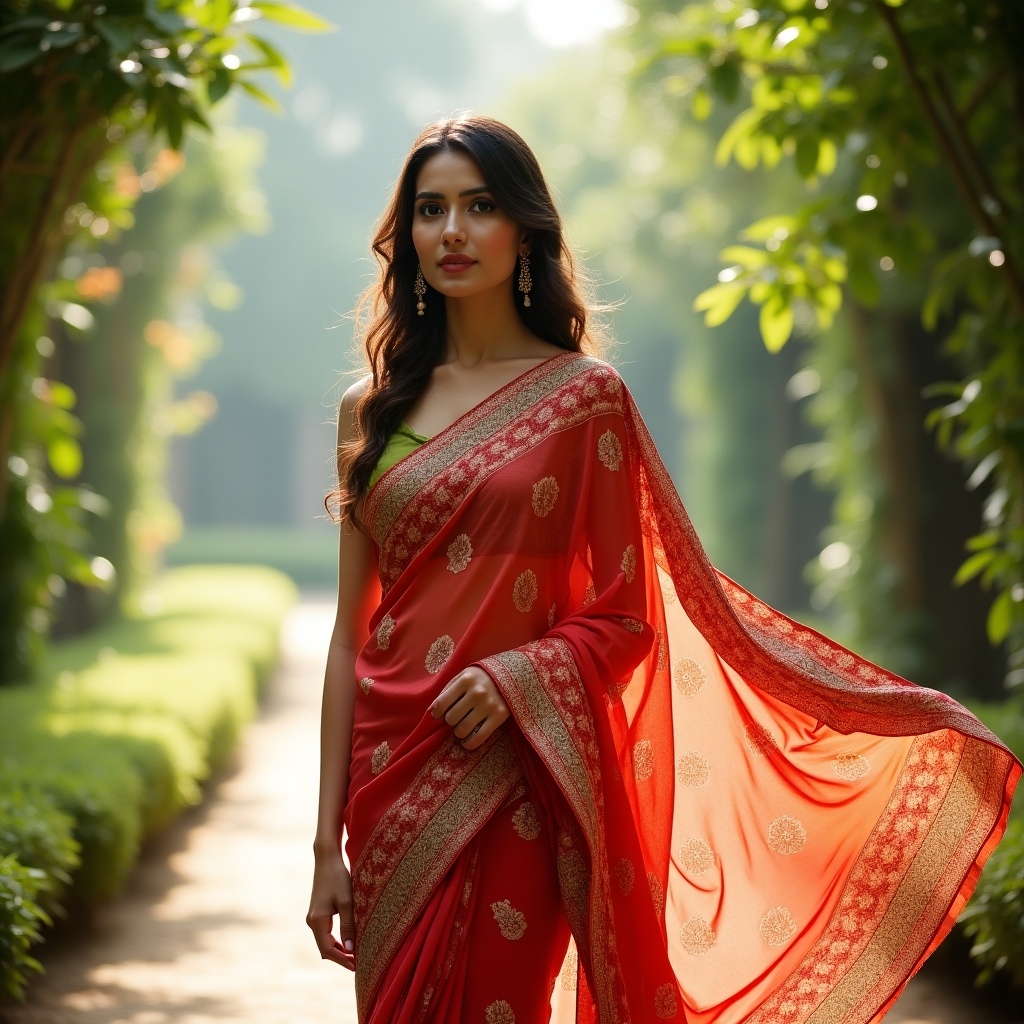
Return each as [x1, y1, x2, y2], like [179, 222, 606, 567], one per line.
[343, 350, 1020, 1023]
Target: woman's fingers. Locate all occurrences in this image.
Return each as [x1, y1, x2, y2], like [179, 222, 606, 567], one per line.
[307, 910, 353, 968]
[453, 705, 486, 740]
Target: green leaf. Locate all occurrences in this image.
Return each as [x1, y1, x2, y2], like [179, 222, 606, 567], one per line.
[94, 17, 133, 54]
[817, 138, 838, 176]
[709, 57, 741, 103]
[237, 78, 282, 113]
[953, 549, 996, 586]
[795, 136, 819, 179]
[987, 588, 1013, 644]
[0, 34, 41, 72]
[759, 297, 794, 352]
[47, 437, 82, 479]
[693, 282, 746, 327]
[247, 33, 292, 87]
[691, 88, 712, 122]
[251, 2, 335, 32]
[715, 107, 764, 168]
[208, 66, 232, 104]
[719, 245, 768, 267]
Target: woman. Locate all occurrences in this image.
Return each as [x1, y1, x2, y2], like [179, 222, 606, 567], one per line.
[307, 115, 1020, 1024]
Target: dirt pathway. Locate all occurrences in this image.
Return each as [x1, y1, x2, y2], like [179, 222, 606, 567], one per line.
[5, 596, 1009, 1024]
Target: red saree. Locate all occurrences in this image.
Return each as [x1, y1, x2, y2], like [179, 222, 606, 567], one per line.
[343, 349, 1020, 1024]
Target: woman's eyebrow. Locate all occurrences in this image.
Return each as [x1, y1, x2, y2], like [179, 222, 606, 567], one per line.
[414, 186, 492, 200]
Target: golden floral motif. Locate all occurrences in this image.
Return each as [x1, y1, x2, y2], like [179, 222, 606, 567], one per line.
[583, 581, 597, 606]
[659, 568, 678, 604]
[614, 857, 635, 895]
[648, 870, 665, 918]
[679, 837, 715, 875]
[513, 569, 538, 612]
[597, 429, 623, 470]
[673, 657, 705, 697]
[760, 906, 798, 947]
[531, 476, 559, 517]
[767, 815, 807, 855]
[446, 533, 472, 573]
[485, 1000, 516, 1024]
[370, 740, 391, 776]
[745, 721, 779, 758]
[376, 613, 395, 650]
[621, 543, 637, 582]
[358, 676, 374, 695]
[621, 617, 645, 634]
[656, 630, 668, 672]
[679, 916, 716, 956]
[491, 898, 527, 940]
[511, 801, 541, 840]
[654, 984, 678, 1019]
[676, 751, 710, 787]
[633, 739, 654, 781]
[833, 752, 871, 781]
[424, 634, 455, 674]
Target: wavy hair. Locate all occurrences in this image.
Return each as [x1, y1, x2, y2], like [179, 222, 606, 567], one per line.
[329, 114, 607, 531]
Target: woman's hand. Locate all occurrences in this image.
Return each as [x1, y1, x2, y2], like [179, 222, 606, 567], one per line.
[306, 847, 356, 971]
[430, 666, 510, 751]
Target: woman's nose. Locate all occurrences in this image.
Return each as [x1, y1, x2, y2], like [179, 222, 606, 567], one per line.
[441, 210, 465, 246]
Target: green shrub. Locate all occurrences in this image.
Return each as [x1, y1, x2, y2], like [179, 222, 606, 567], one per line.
[961, 817, 1024, 987]
[0, 565, 296, 1001]
[0, 855, 50, 1002]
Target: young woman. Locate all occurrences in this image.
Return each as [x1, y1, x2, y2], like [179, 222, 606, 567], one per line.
[306, 115, 1019, 1024]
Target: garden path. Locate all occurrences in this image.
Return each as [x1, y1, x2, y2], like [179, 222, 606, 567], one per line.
[4, 595, 1010, 1024]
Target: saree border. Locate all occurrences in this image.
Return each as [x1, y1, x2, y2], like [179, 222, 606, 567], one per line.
[352, 730, 521, 1017]
[365, 352, 624, 592]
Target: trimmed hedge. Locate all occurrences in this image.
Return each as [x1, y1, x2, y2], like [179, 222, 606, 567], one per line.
[0, 565, 296, 1000]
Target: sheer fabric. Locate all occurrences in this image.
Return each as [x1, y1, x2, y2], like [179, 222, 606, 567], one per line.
[342, 350, 1020, 1024]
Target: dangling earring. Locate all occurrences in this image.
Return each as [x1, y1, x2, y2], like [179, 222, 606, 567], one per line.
[518, 251, 532, 308]
[414, 265, 427, 316]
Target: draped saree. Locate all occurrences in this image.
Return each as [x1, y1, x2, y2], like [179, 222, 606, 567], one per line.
[343, 349, 1020, 1024]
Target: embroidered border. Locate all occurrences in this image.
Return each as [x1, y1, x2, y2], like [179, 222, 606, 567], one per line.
[353, 731, 520, 1016]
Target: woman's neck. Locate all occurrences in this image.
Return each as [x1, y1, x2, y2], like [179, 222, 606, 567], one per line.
[442, 284, 534, 366]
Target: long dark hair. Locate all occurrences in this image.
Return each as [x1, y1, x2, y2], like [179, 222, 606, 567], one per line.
[329, 114, 607, 531]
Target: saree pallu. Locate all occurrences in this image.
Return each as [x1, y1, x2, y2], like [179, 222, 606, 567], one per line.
[343, 349, 1020, 1024]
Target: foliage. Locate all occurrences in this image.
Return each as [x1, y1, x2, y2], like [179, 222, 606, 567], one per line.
[632, 0, 1024, 685]
[0, 564, 296, 1001]
[0, 0, 329, 682]
[0, 855, 49, 1002]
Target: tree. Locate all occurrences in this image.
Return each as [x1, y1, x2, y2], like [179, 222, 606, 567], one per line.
[631, 0, 1024, 690]
[0, 0, 329, 679]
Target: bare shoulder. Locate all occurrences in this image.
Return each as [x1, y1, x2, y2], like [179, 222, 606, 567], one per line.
[336, 372, 373, 444]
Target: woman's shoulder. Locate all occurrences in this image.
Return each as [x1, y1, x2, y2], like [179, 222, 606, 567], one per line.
[566, 352, 630, 400]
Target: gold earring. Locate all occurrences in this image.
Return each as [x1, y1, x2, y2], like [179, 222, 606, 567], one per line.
[518, 251, 532, 308]
[414, 265, 427, 316]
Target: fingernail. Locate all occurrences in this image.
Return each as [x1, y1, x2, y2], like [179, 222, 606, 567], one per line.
[343, 938, 353, 952]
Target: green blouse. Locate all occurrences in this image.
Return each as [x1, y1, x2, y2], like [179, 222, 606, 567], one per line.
[367, 421, 432, 490]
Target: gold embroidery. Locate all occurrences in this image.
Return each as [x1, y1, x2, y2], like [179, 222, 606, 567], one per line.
[447, 533, 472, 573]
[621, 543, 637, 582]
[583, 580, 597, 606]
[833, 752, 871, 780]
[511, 801, 541, 840]
[760, 906, 797, 946]
[532, 475, 559, 517]
[548, 602, 556, 628]
[654, 983, 678, 1018]
[621, 617, 645, 633]
[485, 1000, 516, 1024]
[370, 741, 391, 775]
[679, 837, 715, 874]
[659, 567, 678, 604]
[656, 630, 668, 672]
[597, 429, 623, 470]
[376, 613, 395, 650]
[676, 751, 710, 787]
[491, 898, 527, 940]
[673, 657, 705, 696]
[424, 634, 455, 674]
[614, 857, 635, 895]
[607, 680, 629, 702]
[745, 721, 778, 758]
[767, 815, 806, 855]
[512, 569, 538, 612]
[358, 676, 374, 695]
[680, 916, 716, 956]
[648, 871, 665, 919]
[633, 739, 654, 781]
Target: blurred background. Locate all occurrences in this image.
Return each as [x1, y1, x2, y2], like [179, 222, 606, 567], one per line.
[1, 0, 1022, 1017]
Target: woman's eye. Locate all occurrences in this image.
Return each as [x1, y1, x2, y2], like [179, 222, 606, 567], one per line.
[418, 202, 443, 216]
[471, 199, 496, 213]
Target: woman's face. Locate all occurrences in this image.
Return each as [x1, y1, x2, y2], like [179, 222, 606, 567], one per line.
[411, 148, 526, 305]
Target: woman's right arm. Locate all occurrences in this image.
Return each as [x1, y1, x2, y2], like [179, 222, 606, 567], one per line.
[306, 375, 376, 971]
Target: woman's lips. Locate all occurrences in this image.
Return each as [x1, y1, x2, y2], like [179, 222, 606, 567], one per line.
[439, 256, 475, 273]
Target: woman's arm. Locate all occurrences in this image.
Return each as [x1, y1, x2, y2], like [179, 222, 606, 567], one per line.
[307, 376, 376, 970]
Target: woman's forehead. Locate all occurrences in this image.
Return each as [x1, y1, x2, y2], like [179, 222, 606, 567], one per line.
[415, 149, 487, 196]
